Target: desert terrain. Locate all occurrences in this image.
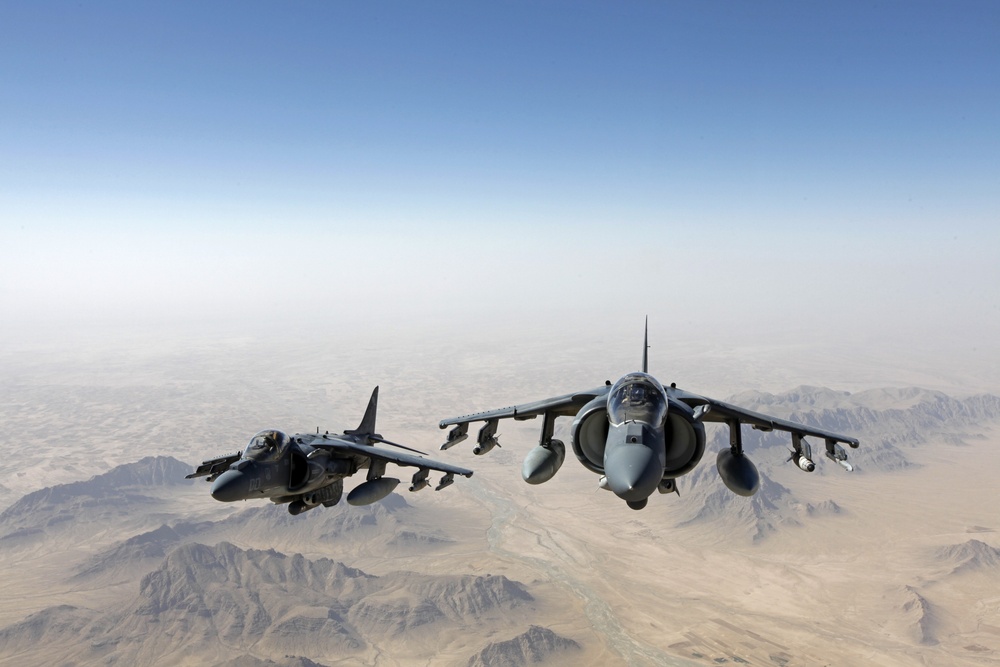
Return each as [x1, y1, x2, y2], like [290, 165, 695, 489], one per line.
[1, 330, 998, 666]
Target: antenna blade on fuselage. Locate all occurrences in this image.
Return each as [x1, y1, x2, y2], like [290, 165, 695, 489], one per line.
[642, 316, 649, 373]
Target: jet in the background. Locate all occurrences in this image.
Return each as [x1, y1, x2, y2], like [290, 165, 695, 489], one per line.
[188, 387, 472, 515]
[439, 321, 859, 510]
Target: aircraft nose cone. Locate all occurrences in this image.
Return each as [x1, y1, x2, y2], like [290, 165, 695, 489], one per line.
[604, 443, 662, 503]
[210, 469, 247, 502]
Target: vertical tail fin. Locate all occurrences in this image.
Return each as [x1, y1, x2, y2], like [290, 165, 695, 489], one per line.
[642, 316, 649, 373]
[346, 386, 379, 435]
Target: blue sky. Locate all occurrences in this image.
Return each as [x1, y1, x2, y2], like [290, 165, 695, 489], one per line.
[2, 2, 998, 354]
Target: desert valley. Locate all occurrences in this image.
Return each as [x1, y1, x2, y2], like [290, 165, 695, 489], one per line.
[1, 331, 998, 666]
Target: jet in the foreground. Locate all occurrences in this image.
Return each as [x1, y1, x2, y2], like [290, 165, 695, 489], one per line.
[439, 323, 859, 510]
[189, 387, 473, 515]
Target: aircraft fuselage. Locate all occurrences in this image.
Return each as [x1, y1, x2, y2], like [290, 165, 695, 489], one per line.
[190, 387, 474, 516]
[210, 439, 349, 502]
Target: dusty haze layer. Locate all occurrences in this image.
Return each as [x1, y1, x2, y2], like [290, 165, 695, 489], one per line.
[1, 329, 999, 666]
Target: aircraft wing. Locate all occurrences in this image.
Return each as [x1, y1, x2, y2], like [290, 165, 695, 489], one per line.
[439, 385, 611, 428]
[309, 439, 474, 477]
[186, 452, 242, 479]
[670, 387, 860, 447]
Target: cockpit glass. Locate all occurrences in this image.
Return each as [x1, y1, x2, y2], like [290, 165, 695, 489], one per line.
[607, 373, 668, 426]
[244, 430, 290, 462]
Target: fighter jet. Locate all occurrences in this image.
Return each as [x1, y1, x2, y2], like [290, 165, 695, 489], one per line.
[188, 387, 473, 515]
[439, 321, 859, 510]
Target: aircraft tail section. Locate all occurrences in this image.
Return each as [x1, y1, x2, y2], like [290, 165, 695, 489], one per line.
[346, 386, 379, 436]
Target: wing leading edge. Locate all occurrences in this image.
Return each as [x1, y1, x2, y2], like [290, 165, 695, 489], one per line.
[308, 437, 474, 477]
[671, 387, 860, 447]
[439, 386, 610, 428]
[437, 386, 610, 451]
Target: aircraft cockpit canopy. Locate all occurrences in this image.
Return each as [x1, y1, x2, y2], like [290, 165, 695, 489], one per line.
[607, 373, 668, 426]
[244, 430, 291, 462]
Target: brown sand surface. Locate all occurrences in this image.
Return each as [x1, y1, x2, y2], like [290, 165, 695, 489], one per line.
[1, 333, 998, 665]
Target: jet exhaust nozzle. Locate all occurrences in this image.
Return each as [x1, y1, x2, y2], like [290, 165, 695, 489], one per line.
[716, 449, 760, 497]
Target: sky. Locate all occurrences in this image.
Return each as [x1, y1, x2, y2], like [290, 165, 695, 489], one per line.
[2, 2, 998, 359]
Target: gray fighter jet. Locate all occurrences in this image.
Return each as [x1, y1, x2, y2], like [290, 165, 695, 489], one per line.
[439, 322, 859, 510]
[188, 387, 473, 515]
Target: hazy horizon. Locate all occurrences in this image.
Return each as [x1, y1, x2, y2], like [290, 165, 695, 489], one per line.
[3, 2, 998, 384]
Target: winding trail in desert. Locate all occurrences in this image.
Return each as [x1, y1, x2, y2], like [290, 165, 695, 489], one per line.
[470, 477, 697, 667]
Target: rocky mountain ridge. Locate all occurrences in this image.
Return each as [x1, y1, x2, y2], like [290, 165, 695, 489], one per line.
[935, 539, 1000, 575]
[2, 541, 539, 666]
[466, 625, 582, 667]
[0, 456, 194, 546]
[701, 386, 1000, 478]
